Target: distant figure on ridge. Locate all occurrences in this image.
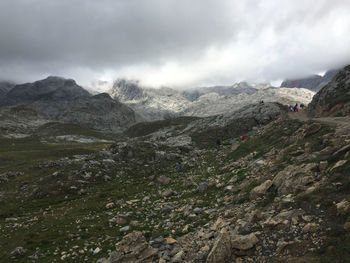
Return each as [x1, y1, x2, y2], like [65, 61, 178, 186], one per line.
[216, 138, 221, 151]
[241, 134, 247, 141]
[177, 162, 182, 172]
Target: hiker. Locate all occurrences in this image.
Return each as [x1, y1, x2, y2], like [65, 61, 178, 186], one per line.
[177, 162, 182, 172]
[216, 138, 221, 151]
[241, 134, 247, 140]
[294, 103, 299, 112]
[289, 105, 293, 112]
[300, 103, 305, 110]
[260, 100, 264, 104]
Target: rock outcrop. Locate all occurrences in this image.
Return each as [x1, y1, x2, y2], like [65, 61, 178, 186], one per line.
[308, 65, 350, 117]
[281, 69, 339, 92]
[1, 76, 91, 117]
[100, 232, 158, 263]
[0, 81, 15, 98]
[58, 93, 140, 133]
[0, 105, 51, 137]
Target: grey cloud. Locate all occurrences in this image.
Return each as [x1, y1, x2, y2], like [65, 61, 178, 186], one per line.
[0, 0, 350, 86]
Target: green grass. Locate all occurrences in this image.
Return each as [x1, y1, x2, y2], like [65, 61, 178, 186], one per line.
[0, 114, 346, 262]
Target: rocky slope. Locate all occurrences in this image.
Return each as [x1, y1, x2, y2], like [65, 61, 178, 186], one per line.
[182, 82, 258, 101]
[58, 93, 141, 133]
[308, 65, 350, 117]
[182, 87, 313, 117]
[0, 105, 51, 138]
[109, 80, 189, 120]
[110, 79, 314, 121]
[0, 81, 15, 98]
[281, 69, 339, 92]
[1, 105, 349, 262]
[0, 77, 140, 133]
[1, 76, 91, 117]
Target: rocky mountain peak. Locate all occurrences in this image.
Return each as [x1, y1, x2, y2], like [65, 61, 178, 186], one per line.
[281, 69, 340, 92]
[110, 78, 144, 101]
[0, 81, 15, 98]
[308, 65, 350, 117]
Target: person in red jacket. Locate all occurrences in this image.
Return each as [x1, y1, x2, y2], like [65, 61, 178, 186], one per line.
[241, 134, 247, 140]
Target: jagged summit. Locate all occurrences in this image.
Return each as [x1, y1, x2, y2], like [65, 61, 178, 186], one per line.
[0, 77, 139, 133]
[308, 65, 350, 117]
[0, 81, 15, 98]
[281, 69, 340, 92]
[110, 78, 144, 101]
[1, 76, 91, 111]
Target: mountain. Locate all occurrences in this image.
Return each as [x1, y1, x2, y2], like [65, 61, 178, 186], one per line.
[109, 80, 189, 120]
[0, 77, 141, 133]
[2, 89, 350, 262]
[281, 69, 339, 91]
[58, 93, 140, 133]
[0, 81, 15, 98]
[183, 87, 314, 117]
[182, 82, 258, 101]
[109, 79, 314, 121]
[308, 65, 350, 117]
[1, 76, 91, 117]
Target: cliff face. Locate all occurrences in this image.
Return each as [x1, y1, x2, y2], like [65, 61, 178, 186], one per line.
[1, 76, 91, 117]
[58, 93, 139, 133]
[281, 69, 339, 92]
[308, 66, 350, 117]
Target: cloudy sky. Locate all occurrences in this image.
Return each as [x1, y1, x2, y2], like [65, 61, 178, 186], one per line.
[1, 0, 350, 89]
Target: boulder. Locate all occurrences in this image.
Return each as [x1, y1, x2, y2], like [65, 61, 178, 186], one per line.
[231, 233, 259, 250]
[330, 160, 347, 172]
[10, 247, 27, 257]
[157, 176, 171, 185]
[336, 200, 350, 215]
[198, 182, 209, 192]
[273, 163, 318, 195]
[250, 180, 273, 199]
[302, 223, 320, 234]
[206, 229, 233, 263]
[101, 231, 158, 263]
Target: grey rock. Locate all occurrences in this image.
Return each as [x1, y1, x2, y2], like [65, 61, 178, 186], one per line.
[10, 247, 27, 257]
[281, 69, 339, 91]
[206, 230, 233, 263]
[119, 226, 131, 232]
[250, 180, 273, 199]
[157, 176, 171, 185]
[101, 231, 158, 263]
[162, 205, 174, 214]
[231, 233, 259, 250]
[308, 65, 350, 117]
[198, 182, 209, 192]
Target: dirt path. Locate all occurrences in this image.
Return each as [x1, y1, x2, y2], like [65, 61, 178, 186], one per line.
[288, 111, 350, 135]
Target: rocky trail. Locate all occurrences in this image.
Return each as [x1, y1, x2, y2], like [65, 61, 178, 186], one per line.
[288, 111, 350, 134]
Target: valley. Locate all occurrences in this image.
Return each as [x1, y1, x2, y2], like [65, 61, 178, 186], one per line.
[0, 66, 349, 262]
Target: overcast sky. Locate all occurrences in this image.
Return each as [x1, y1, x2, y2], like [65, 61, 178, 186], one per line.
[1, 0, 350, 89]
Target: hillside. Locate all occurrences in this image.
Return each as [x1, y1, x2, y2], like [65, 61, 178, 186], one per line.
[281, 69, 339, 92]
[0, 67, 349, 262]
[0, 77, 140, 133]
[58, 93, 140, 133]
[1, 99, 349, 262]
[109, 79, 314, 121]
[308, 66, 350, 117]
